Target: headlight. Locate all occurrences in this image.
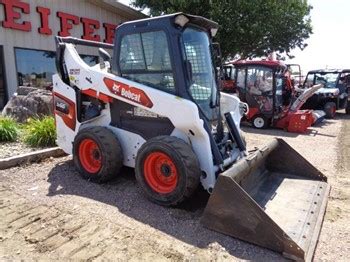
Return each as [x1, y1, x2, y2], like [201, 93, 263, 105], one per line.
[174, 15, 189, 27]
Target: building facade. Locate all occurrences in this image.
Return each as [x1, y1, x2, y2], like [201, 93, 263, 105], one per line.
[0, 0, 145, 108]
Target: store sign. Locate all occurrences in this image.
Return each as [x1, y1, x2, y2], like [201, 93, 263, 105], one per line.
[0, 0, 118, 43]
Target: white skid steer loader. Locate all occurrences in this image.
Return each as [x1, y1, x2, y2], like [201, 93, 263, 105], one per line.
[53, 13, 329, 261]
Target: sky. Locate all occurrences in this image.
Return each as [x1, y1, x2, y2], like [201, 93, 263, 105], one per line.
[118, 0, 350, 75]
[286, 0, 350, 74]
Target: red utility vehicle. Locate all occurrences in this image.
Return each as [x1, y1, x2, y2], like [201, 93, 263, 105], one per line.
[232, 60, 321, 133]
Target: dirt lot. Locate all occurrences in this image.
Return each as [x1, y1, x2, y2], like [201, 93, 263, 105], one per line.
[0, 112, 349, 261]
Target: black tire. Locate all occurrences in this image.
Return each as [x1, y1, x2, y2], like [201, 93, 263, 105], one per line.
[73, 126, 123, 183]
[252, 115, 269, 129]
[324, 102, 337, 119]
[135, 136, 201, 206]
[345, 100, 350, 115]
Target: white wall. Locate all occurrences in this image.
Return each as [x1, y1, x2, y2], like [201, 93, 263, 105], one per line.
[0, 0, 135, 98]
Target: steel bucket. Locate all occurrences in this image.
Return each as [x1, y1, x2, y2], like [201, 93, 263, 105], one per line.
[202, 139, 330, 261]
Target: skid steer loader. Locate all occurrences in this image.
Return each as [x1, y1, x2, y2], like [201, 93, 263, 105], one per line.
[53, 13, 329, 261]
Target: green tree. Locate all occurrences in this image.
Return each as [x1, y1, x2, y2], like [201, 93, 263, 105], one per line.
[132, 0, 312, 59]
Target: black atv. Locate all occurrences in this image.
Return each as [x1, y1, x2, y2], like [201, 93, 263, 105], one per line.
[301, 69, 350, 118]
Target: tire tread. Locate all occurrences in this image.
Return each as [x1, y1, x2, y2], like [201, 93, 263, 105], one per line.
[73, 126, 123, 183]
[136, 135, 201, 206]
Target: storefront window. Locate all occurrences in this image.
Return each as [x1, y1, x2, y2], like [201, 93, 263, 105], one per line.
[15, 48, 98, 89]
[15, 48, 56, 89]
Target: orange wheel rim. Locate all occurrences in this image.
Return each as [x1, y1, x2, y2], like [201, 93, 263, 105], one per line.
[143, 152, 178, 194]
[78, 138, 102, 173]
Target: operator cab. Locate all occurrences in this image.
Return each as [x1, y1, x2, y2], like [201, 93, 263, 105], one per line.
[111, 13, 237, 165]
[233, 60, 292, 121]
[112, 13, 220, 122]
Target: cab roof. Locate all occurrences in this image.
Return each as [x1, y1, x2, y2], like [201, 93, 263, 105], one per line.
[231, 60, 287, 69]
[307, 69, 350, 74]
[120, 12, 218, 34]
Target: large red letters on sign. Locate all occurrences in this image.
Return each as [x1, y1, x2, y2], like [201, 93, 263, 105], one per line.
[37, 6, 52, 35]
[0, 0, 119, 42]
[57, 12, 79, 37]
[1, 0, 31, 31]
[81, 17, 101, 41]
[103, 23, 117, 44]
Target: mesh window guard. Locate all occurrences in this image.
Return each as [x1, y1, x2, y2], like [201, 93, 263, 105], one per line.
[119, 31, 175, 93]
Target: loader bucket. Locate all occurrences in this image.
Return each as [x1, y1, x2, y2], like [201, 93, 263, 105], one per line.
[202, 139, 330, 261]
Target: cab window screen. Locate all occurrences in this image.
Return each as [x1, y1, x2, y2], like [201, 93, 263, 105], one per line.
[120, 34, 145, 70]
[183, 30, 213, 101]
[119, 31, 175, 93]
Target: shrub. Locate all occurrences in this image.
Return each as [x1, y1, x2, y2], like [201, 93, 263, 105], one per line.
[0, 117, 19, 142]
[23, 116, 56, 147]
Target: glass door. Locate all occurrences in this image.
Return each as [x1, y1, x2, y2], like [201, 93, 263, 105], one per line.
[0, 46, 7, 109]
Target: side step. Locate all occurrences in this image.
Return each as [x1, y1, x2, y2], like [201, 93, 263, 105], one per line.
[201, 139, 330, 261]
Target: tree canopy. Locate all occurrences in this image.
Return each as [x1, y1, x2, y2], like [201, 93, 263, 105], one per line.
[132, 0, 312, 59]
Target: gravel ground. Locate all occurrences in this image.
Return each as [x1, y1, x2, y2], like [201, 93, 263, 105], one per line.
[0, 141, 44, 159]
[0, 111, 349, 261]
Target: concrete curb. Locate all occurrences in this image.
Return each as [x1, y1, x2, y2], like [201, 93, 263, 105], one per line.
[0, 147, 67, 170]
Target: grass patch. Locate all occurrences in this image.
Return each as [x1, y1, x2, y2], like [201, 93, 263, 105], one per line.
[0, 117, 19, 142]
[23, 116, 56, 147]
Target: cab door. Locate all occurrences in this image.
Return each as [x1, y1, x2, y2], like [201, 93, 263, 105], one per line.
[245, 66, 274, 117]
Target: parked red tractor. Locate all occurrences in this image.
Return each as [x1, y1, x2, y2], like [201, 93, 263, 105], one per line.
[231, 60, 322, 133]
